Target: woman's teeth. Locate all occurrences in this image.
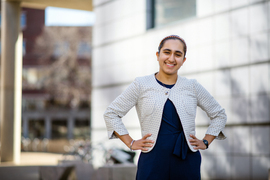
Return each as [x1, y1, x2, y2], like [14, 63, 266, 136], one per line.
[166, 63, 174, 67]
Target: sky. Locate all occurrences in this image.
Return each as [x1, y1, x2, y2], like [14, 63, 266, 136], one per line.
[45, 7, 95, 26]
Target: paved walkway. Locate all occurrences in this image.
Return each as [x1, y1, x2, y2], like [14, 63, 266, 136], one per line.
[0, 152, 63, 166]
[0, 153, 65, 180]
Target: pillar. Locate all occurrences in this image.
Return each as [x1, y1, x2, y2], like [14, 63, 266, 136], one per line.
[68, 117, 74, 139]
[0, 1, 22, 163]
[45, 117, 51, 139]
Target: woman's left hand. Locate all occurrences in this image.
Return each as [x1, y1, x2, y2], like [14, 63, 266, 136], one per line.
[189, 134, 207, 150]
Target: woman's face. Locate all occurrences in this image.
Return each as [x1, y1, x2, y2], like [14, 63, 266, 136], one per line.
[156, 39, 186, 77]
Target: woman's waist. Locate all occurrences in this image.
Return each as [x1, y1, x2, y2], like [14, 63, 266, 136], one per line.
[158, 119, 184, 135]
[158, 130, 183, 135]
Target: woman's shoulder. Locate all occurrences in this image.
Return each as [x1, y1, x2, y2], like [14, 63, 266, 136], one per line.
[133, 74, 157, 90]
[178, 75, 197, 85]
[135, 74, 155, 83]
[178, 76, 210, 94]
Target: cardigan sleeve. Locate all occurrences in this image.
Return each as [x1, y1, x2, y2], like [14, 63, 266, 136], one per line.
[103, 78, 140, 139]
[193, 80, 227, 140]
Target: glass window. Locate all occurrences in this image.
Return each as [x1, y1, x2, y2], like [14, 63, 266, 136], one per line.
[147, 0, 196, 29]
[77, 42, 91, 58]
[51, 120, 67, 139]
[53, 42, 70, 57]
[23, 40, 26, 56]
[74, 119, 90, 139]
[21, 11, 27, 29]
[29, 120, 45, 139]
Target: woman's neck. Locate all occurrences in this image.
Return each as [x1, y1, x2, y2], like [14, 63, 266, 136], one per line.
[155, 72, 177, 85]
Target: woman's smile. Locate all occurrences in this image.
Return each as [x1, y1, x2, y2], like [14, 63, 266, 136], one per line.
[165, 62, 175, 67]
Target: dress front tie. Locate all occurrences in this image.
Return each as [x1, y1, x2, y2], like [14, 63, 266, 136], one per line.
[173, 131, 188, 159]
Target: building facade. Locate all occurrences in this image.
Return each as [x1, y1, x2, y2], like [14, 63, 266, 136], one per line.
[22, 8, 92, 152]
[0, 7, 92, 153]
[92, 0, 270, 179]
[0, 0, 93, 164]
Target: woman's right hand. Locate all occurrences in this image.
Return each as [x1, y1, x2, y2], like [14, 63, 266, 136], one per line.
[131, 133, 154, 151]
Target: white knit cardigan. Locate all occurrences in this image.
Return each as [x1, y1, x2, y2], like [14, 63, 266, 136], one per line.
[104, 73, 227, 153]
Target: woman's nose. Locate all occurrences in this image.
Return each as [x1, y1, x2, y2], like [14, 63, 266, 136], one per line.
[168, 54, 175, 62]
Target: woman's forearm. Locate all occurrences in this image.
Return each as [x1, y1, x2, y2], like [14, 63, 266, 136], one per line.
[203, 134, 216, 145]
[114, 131, 154, 151]
[189, 134, 216, 150]
[113, 131, 133, 148]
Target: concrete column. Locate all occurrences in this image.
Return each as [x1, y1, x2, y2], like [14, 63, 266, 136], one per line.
[0, 1, 22, 163]
[22, 117, 29, 138]
[45, 117, 51, 139]
[68, 117, 74, 139]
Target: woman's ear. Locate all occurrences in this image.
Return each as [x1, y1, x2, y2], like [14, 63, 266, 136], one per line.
[156, 51, 159, 60]
[183, 57, 187, 64]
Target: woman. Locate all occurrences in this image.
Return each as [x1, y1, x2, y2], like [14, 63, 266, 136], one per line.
[104, 35, 227, 180]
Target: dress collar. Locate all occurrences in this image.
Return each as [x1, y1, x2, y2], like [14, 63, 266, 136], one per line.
[151, 72, 182, 91]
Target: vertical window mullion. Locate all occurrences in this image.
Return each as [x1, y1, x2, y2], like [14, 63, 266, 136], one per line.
[146, 0, 155, 30]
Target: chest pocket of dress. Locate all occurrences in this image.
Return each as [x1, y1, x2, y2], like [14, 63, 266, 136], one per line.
[140, 92, 156, 117]
[181, 93, 197, 117]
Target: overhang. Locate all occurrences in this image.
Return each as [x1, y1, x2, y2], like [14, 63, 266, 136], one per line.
[4, 0, 93, 11]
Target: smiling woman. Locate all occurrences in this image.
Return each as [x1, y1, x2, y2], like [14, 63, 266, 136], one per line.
[104, 35, 227, 180]
[156, 36, 187, 81]
[45, 7, 95, 26]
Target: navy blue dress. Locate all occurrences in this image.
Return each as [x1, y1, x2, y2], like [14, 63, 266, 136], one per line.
[136, 79, 201, 180]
